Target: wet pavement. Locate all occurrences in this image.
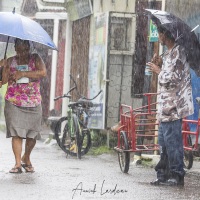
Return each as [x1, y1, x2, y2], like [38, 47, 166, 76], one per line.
[1, 130, 200, 200]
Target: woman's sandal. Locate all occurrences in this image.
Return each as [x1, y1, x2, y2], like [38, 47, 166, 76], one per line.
[21, 163, 35, 173]
[9, 167, 22, 174]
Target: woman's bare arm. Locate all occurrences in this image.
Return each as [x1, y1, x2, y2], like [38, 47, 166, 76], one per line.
[12, 54, 47, 81]
[2, 58, 10, 85]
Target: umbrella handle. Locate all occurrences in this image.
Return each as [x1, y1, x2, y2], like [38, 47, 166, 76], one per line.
[0, 66, 3, 81]
[0, 36, 10, 81]
[4, 36, 10, 59]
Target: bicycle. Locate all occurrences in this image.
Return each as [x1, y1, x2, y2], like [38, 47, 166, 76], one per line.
[49, 75, 102, 159]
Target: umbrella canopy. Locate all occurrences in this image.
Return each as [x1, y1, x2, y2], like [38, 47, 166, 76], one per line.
[0, 8, 57, 81]
[0, 9, 57, 51]
[145, 9, 200, 76]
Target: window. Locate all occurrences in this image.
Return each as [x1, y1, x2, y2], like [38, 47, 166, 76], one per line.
[110, 16, 133, 52]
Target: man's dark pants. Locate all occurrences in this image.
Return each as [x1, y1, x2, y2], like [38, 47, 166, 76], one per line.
[156, 119, 185, 180]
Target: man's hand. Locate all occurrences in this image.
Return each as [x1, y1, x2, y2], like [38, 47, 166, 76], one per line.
[146, 62, 161, 74]
[151, 53, 162, 67]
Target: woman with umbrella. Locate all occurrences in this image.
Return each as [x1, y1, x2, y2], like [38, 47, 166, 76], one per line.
[2, 38, 46, 173]
[146, 25, 194, 186]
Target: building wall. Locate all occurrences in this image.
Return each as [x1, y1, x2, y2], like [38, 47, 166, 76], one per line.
[93, 0, 135, 13]
[1, 0, 23, 12]
[166, 0, 200, 37]
[166, 0, 200, 20]
[34, 19, 54, 120]
[91, 1, 137, 128]
[104, 0, 161, 127]
[54, 20, 66, 115]
[70, 16, 91, 101]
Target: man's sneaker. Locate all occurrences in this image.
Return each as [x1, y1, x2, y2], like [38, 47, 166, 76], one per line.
[166, 176, 184, 186]
[150, 179, 167, 186]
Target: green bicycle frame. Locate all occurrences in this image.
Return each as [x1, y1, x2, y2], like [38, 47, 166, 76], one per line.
[67, 108, 82, 137]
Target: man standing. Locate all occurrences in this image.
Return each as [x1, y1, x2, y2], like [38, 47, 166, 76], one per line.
[146, 25, 194, 186]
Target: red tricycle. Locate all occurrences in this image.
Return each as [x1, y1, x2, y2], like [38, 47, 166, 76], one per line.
[114, 93, 200, 173]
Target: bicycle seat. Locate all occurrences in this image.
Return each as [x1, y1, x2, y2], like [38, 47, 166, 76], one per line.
[68, 100, 93, 108]
[77, 99, 93, 108]
[68, 102, 78, 108]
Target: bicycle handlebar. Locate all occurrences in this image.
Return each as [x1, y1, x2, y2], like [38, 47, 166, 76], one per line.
[54, 74, 103, 102]
[81, 89, 103, 101]
[54, 94, 71, 101]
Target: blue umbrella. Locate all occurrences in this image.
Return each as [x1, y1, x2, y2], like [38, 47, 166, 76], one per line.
[0, 8, 57, 54]
[0, 8, 57, 81]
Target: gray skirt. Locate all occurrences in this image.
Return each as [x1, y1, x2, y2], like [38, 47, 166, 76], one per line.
[4, 100, 42, 140]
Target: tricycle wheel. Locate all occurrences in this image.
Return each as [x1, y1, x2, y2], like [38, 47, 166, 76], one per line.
[184, 150, 193, 169]
[183, 135, 193, 169]
[118, 131, 130, 173]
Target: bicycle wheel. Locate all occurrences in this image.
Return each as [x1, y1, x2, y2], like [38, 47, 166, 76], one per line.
[54, 116, 91, 157]
[76, 129, 82, 159]
[183, 135, 193, 169]
[71, 115, 91, 158]
[184, 150, 193, 169]
[118, 131, 130, 173]
[73, 114, 91, 159]
[54, 117, 70, 154]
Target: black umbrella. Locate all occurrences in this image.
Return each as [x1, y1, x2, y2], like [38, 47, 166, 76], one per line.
[145, 9, 200, 76]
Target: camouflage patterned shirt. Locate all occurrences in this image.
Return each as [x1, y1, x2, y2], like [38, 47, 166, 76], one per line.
[157, 45, 194, 122]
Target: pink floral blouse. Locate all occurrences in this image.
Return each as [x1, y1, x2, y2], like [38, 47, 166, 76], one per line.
[5, 55, 42, 107]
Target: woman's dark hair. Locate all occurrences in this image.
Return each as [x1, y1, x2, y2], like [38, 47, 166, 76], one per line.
[14, 38, 30, 47]
[157, 25, 175, 41]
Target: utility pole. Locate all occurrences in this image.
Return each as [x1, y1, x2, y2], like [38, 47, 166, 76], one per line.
[134, 0, 158, 162]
